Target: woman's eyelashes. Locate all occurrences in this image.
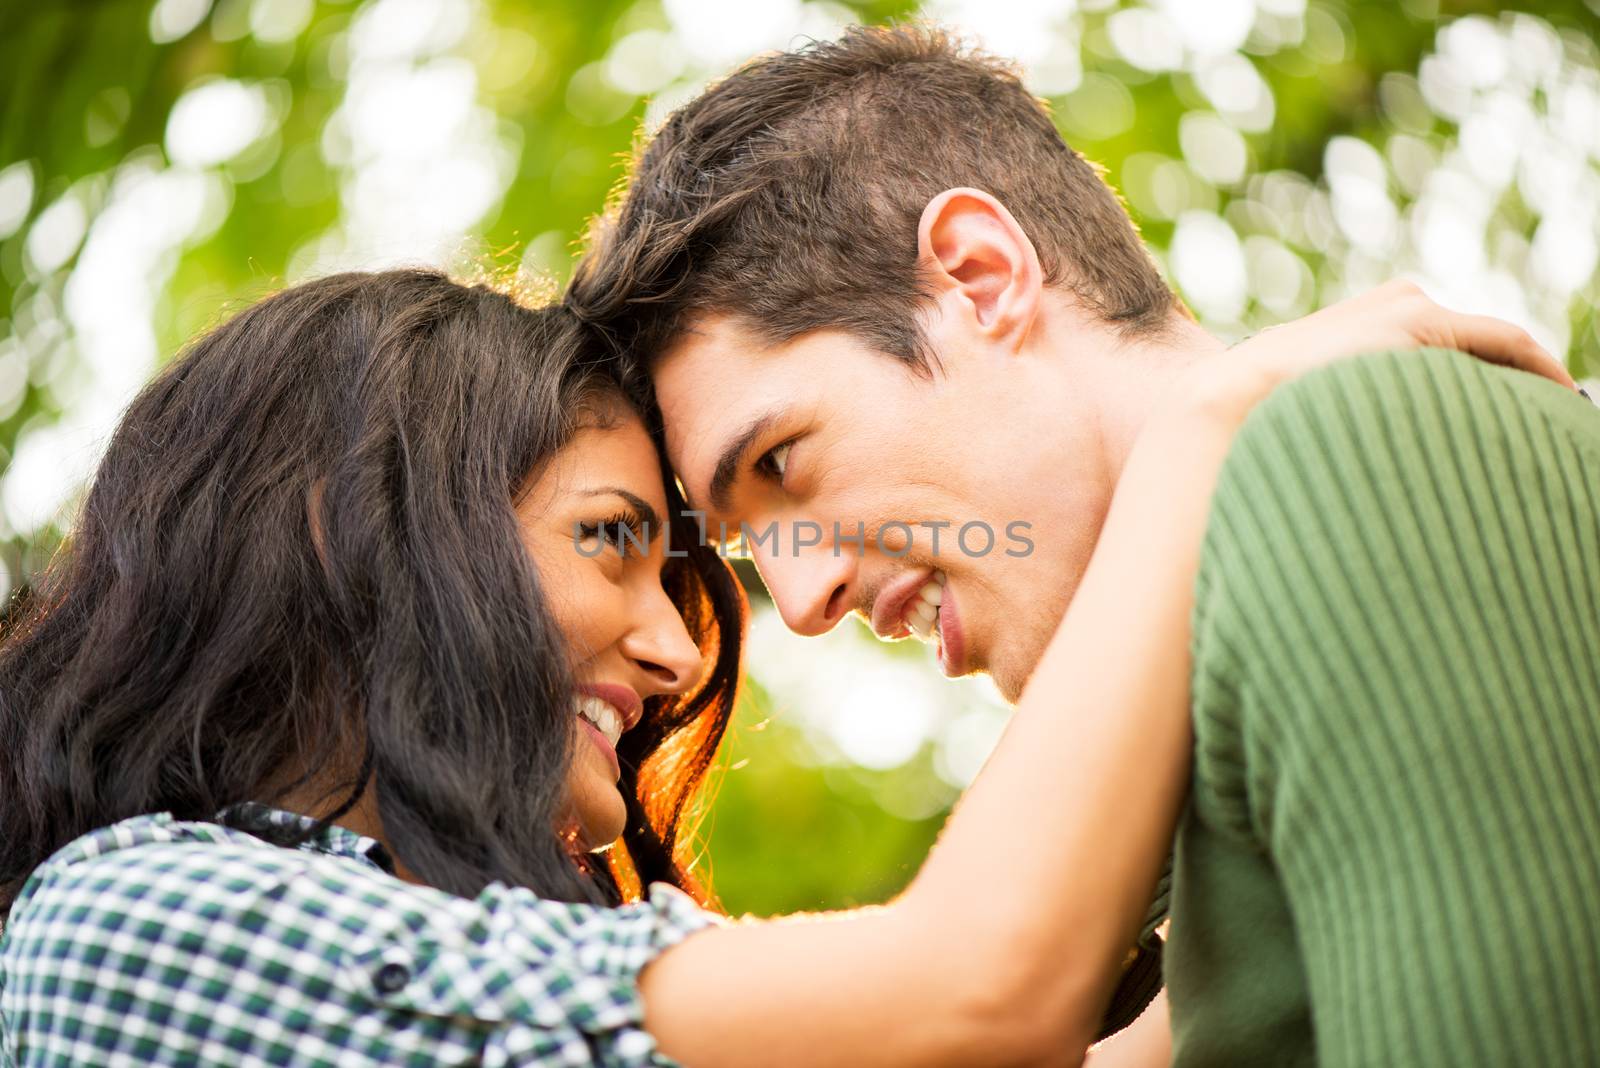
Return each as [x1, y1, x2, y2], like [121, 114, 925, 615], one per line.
[576, 508, 648, 557]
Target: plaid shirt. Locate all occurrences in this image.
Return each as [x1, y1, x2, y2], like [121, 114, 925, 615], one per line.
[0, 805, 717, 1067]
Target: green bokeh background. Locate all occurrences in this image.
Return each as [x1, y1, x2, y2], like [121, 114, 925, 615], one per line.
[3, 0, 1597, 916]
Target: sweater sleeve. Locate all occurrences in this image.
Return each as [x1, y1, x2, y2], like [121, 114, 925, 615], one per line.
[1188, 348, 1600, 1067]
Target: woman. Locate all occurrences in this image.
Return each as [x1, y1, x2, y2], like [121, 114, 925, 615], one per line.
[0, 270, 1568, 1067]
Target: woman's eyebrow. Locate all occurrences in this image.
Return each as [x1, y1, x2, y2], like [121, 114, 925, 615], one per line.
[580, 488, 662, 531]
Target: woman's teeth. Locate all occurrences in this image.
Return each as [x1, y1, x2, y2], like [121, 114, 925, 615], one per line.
[575, 696, 623, 747]
[906, 571, 946, 640]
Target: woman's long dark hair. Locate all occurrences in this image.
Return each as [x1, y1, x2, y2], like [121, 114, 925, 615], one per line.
[0, 269, 744, 916]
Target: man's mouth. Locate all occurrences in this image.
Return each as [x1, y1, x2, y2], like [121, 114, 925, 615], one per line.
[868, 569, 967, 677]
[870, 567, 941, 639]
[903, 571, 946, 640]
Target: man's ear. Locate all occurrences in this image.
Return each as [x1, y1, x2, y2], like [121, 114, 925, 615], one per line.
[916, 187, 1044, 352]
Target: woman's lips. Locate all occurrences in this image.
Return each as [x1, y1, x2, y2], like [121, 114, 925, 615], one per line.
[573, 682, 639, 783]
[578, 715, 621, 780]
[577, 682, 643, 731]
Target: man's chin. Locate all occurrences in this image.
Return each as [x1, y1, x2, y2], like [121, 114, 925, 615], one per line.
[972, 652, 1024, 700]
[987, 635, 1054, 705]
[990, 661, 1028, 704]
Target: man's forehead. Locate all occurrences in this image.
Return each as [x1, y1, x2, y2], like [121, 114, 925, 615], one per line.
[653, 313, 871, 409]
[654, 312, 766, 376]
[649, 318, 798, 509]
[654, 319, 785, 437]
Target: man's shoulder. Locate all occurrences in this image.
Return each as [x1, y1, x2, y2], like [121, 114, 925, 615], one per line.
[1188, 349, 1599, 839]
[1228, 346, 1596, 467]
[1205, 347, 1597, 550]
[1198, 347, 1598, 620]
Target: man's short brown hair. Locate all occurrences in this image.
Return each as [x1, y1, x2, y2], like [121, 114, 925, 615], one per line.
[568, 23, 1176, 373]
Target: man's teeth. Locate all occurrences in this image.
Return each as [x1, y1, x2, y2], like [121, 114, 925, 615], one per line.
[575, 696, 623, 747]
[906, 571, 946, 640]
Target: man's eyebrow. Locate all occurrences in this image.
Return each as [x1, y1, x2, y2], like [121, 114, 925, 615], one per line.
[580, 488, 661, 531]
[707, 410, 784, 514]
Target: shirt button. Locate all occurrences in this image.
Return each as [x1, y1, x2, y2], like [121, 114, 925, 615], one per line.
[373, 961, 411, 994]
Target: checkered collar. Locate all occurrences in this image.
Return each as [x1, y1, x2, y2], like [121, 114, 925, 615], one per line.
[214, 800, 398, 875]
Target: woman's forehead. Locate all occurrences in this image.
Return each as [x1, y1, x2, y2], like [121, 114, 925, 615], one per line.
[530, 415, 668, 514]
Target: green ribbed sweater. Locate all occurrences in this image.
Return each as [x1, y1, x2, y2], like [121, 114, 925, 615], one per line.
[1168, 349, 1600, 1067]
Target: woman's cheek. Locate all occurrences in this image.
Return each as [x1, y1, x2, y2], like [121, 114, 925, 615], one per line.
[565, 566, 629, 659]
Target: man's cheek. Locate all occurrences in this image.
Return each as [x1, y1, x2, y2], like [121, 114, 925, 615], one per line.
[875, 520, 914, 557]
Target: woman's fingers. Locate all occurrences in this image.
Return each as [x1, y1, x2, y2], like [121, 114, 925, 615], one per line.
[1209, 282, 1580, 429]
[1296, 280, 1576, 391]
[1368, 279, 1574, 390]
[1435, 310, 1576, 390]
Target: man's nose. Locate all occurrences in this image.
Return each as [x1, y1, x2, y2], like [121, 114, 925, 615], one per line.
[755, 540, 858, 637]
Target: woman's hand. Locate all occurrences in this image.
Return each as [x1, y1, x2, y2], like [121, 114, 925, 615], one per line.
[1187, 279, 1576, 428]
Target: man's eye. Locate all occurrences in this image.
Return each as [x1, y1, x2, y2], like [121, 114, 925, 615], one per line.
[758, 442, 792, 482]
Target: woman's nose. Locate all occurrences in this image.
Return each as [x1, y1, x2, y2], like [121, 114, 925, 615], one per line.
[622, 590, 705, 695]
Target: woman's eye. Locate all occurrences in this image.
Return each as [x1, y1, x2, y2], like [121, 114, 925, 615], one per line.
[760, 442, 792, 481]
[576, 514, 644, 557]
[575, 524, 612, 554]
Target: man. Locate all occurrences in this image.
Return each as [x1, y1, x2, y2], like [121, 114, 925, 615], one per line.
[568, 25, 1600, 1066]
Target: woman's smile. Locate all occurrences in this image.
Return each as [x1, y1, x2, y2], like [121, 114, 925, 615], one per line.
[572, 683, 644, 780]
